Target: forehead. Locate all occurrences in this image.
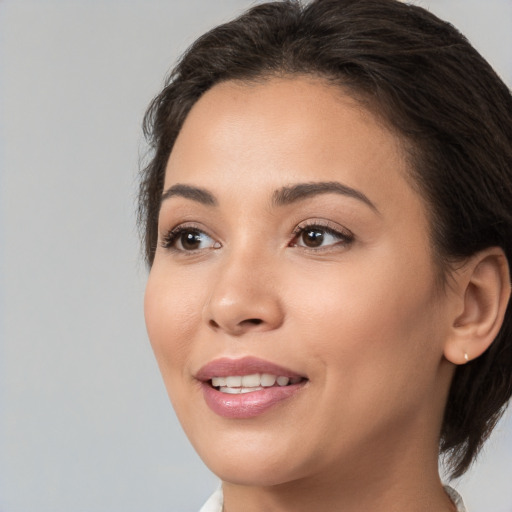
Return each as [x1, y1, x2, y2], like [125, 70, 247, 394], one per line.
[165, 77, 414, 209]
[170, 77, 396, 161]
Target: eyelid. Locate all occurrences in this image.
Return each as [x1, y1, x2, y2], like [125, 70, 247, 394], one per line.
[159, 219, 353, 253]
[160, 222, 220, 252]
[290, 219, 354, 249]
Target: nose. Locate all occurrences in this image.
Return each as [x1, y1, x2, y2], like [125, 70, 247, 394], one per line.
[203, 249, 284, 336]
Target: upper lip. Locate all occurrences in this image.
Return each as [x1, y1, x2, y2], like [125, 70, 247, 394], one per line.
[195, 356, 306, 382]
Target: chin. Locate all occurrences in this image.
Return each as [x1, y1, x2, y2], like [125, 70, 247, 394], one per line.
[209, 460, 299, 487]
[194, 436, 309, 487]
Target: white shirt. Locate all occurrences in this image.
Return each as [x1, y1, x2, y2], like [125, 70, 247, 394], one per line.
[199, 485, 467, 512]
[199, 488, 223, 512]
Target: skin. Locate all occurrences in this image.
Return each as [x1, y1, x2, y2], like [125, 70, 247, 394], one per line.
[144, 77, 463, 511]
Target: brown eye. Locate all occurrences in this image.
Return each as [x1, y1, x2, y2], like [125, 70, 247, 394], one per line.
[179, 230, 204, 250]
[292, 224, 353, 250]
[301, 229, 325, 248]
[162, 227, 219, 252]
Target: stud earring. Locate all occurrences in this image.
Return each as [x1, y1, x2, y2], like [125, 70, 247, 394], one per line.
[464, 353, 469, 362]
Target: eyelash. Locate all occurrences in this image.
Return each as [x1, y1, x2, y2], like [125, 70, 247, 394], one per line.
[161, 223, 218, 252]
[160, 221, 354, 253]
[290, 221, 354, 250]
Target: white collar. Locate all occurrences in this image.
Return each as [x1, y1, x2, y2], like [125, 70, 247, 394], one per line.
[199, 487, 223, 512]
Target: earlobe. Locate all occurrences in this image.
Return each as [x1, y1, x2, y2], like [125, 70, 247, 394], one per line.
[444, 247, 511, 365]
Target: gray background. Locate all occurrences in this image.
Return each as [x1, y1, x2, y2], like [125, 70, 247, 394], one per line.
[0, 1, 510, 511]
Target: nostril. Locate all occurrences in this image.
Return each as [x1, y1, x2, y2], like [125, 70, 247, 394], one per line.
[206, 317, 266, 332]
[245, 318, 263, 325]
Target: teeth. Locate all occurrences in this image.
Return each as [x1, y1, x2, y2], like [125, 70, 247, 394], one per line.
[226, 376, 242, 387]
[276, 376, 290, 386]
[211, 377, 226, 387]
[241, 374, 260, 387]
[260, 373, 276, 387]
[219, 386, 264, 394]
[211, 373, 301, 392]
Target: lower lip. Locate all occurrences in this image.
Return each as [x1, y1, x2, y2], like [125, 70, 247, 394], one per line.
[201, 382, 305, 419]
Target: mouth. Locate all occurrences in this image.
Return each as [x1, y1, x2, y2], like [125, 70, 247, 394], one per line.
[196, 357, 308, 418]
[210, 373, 305, 394]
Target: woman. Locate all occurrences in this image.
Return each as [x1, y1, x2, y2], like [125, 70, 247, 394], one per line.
[139, 0, 512, 510]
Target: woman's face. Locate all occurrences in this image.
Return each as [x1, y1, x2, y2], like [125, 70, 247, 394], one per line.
[145, 78, 455, 486]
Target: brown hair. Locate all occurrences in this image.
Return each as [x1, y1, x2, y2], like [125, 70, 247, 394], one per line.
[139, 0, 512, 477]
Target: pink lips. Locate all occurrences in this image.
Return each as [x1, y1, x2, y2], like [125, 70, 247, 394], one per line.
[196, 356, 307, 419]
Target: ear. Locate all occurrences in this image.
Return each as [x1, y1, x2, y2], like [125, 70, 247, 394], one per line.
[444, 247, 511, 365]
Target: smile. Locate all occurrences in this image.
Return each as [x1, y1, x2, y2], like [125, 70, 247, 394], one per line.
[197, 357, 308, 418]
[211, 374, 303, 394]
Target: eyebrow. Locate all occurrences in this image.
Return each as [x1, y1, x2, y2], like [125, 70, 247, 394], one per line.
[160, 184, 217, 207]
[160, 181, 377, 212]
[272, 181, 378, 212]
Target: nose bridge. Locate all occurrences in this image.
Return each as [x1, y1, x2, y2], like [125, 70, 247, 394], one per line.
[203, 240, 284, 335]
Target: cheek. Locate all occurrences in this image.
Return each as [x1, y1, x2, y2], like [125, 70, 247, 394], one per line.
[144, 268, 203, 378]
[287, 252, 443, 391]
